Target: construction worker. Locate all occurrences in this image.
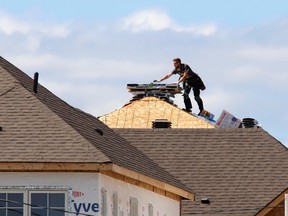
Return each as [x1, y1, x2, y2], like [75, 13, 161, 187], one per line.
[154, 58, 205, 114]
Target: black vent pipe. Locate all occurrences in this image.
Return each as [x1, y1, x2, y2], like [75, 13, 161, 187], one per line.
[33, 72, 39, 94]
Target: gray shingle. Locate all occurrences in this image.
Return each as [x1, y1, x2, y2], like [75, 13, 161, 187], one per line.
[114, 128, 288, 216]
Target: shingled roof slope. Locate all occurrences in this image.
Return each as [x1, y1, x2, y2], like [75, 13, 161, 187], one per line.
[114, 128, 288, 216]
[0, 56, 190, 193]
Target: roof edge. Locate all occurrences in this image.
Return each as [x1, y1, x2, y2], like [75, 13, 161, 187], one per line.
[110, 164, 194, 200]
[0, 162, 194, 200]
[255, 187, 288, 216]
[0, 162, 113, 172]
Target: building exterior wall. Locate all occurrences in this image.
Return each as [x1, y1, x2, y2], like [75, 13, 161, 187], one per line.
[99, 173, 180, 216]
[0, 172, 180, 216]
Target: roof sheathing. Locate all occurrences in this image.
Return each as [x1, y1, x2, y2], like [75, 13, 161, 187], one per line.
[99, 96, 215, 128]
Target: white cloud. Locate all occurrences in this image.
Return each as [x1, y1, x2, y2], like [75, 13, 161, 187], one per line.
[0, 11, 70, 52]
[172, 23, 217, 36]
[120, 9, 217, 36]
[11, 54, 166, 83]
[230, 65, 263, 80]
[238, 46, 288, 62]
[0, 11, 69, 38]
[234, 46, 288, 86]
[121, 9, 173, 32]
[11, 54, 56, 69]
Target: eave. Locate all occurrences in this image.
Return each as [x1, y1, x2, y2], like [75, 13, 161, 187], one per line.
[0, 162, 194, 201]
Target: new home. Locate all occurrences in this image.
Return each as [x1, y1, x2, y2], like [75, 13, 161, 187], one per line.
[0, 57, 193, 216]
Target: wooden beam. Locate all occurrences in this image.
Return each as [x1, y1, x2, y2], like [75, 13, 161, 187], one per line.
[0, 162, 112, 172]
[111, 164, 194, 200]
[100, 170, 181, 201]
[0, 162, 194, 201]
[256, 188, 288, 216]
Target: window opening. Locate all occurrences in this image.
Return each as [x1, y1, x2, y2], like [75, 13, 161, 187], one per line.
[0, 192, 24, 216]
[30, 192, 66, 216]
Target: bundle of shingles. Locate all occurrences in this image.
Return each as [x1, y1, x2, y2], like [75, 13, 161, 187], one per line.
[127, 83, 182, 103]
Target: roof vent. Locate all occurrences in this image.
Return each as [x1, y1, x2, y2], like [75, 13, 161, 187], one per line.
[95, 128, 104, 136]
[33, 72, 39, 94]
[241, 118, 260, 128]
[152, 119, 171, 129]
[201, 198, 210, 204]
[0, 126, 2, 131]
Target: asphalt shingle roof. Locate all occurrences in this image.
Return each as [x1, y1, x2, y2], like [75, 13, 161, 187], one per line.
[0, 56, 190, 194]
[114, 128, 288, 216]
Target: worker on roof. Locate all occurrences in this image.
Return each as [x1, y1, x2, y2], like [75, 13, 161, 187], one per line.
[154, 58, 205, 114]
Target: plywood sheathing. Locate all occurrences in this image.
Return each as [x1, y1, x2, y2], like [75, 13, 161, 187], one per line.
[99, 96, 215, 128]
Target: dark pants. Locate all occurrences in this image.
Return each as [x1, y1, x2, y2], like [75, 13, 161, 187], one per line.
[183, 81, 204, 112]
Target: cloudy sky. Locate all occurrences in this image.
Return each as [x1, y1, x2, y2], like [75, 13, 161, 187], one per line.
[0, 0, 287, 145]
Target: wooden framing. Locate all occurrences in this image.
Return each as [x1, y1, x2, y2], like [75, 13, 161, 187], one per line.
[104, 164, 194, 201]
[0, 162, 111, 172]
[256, 188, 288, 216]
[0, 162, 194, 201]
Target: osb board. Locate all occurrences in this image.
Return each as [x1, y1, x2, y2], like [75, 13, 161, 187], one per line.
[99, 97, 215, 128]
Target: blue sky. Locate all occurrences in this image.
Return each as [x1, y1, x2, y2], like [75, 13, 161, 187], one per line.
[0, 0, 288, 145]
